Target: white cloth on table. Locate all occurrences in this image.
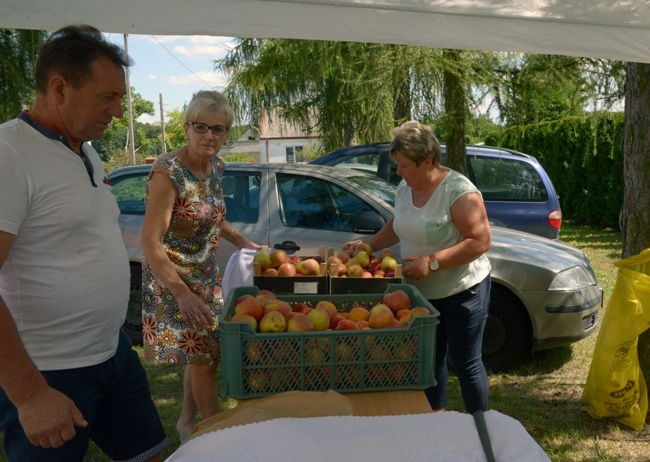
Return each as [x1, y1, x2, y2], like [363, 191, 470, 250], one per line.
[165, 410, 550, 462]
[221, 247, 257, 302]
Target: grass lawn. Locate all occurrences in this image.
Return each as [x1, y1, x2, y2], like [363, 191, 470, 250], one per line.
[2, 221, 649, 461]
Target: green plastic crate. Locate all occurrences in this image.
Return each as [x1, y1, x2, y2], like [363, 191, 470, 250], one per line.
[219, 284, 439, 399]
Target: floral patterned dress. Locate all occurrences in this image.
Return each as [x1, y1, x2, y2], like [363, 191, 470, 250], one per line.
[142, 153, 226, 365]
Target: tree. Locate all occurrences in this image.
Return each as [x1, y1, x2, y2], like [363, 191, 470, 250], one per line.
[0, 29, 47, 122]
[488, 54, 616, 127]
[216, 39, 452, 151]
[442, 49, 467, 175]
[622, 62, 650, 403]
[94, 88, 155, 160]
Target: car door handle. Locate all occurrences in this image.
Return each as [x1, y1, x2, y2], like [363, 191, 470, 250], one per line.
[274, 241, 301, 252]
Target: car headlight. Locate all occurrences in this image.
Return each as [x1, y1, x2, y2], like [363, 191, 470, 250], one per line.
[548, 266, 594, 291]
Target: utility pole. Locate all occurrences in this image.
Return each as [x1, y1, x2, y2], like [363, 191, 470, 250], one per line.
[123, 34, 136, 165]
[159, 93, 166, 154]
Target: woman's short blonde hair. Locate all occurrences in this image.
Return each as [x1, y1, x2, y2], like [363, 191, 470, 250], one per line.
[184, 90, 234, 128]
[389, 120, 442, 166]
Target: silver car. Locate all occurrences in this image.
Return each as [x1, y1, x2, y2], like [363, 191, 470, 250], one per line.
[107, 162, 601, 371]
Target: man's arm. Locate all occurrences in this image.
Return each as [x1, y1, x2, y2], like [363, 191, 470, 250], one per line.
[0, 230, 87, 448]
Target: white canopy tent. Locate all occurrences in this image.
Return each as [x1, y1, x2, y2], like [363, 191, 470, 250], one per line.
[1, 0, 649, 63]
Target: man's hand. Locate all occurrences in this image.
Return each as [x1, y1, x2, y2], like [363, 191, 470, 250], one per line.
[17, 387, 87, 448]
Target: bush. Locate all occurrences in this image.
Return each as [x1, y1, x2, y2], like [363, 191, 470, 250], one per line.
[490, 112, 624, 229]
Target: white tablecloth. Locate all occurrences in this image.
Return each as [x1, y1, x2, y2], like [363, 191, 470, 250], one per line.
[165, 410, 550, 462]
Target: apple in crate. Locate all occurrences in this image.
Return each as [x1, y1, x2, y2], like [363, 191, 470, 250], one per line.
[380, 256, 398, 271]
[348, 306, 370, 322]
[300, 258, 320, 276]
[410, 306, 432, 316]
[287, 315, 315, 332]
[269, 249, 289, 267]
[235, 296, 264, 322]
[253, 251, 272, 270]
[368, 303, 396, 329]
[335, 319, 359, 330]
[314, 300, 337, 319]
[230, 312, 258, 332]
[263, 299, 292, 319]
[254, 289, 276, 304]
[382, 289, 412, 314]
[307, 308, 330, 331]
[262, 268, 278, 276]
[277, 262, 297, 277]
[259, 311, 287, 333]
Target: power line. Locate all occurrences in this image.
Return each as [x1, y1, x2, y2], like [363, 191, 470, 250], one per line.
[150, 35, 216, 90]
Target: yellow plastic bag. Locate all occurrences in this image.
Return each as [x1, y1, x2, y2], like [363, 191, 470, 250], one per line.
[582, 248, 650, 431]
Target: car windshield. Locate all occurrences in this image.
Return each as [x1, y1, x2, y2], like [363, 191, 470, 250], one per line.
[346, 174, 396, 207]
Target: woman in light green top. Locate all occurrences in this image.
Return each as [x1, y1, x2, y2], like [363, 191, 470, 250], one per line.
[346, 120, 491, 414]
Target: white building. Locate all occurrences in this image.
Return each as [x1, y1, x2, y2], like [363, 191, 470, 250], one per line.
[221, 106, 320, 163]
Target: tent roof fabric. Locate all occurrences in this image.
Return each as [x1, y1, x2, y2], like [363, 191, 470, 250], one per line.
[1, 0, 649, 63]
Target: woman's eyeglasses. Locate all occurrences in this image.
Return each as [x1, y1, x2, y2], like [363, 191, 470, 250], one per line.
[188, 122, 229, 137]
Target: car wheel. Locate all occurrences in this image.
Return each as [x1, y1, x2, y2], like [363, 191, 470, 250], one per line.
[481, 286, 531, 372]
[121, 264, 143, 345]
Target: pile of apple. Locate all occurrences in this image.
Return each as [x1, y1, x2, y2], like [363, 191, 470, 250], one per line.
[253, 249, 324, 277]
[329, 242, 400, 278]
[230, 288, 431, 334]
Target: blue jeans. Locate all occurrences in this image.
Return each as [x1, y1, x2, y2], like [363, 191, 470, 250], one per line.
[424, 275, 491, 414]
[0, 332, 168, 462]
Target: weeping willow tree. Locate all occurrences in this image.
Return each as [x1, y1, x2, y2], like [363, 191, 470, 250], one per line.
[216, 39, 456, 151]
[0, 28, 47, 122]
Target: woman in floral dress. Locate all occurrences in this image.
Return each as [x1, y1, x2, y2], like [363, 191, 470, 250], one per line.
[141, 91, 259, 441]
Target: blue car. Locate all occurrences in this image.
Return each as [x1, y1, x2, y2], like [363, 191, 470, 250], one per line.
[309, 143, 562, 240]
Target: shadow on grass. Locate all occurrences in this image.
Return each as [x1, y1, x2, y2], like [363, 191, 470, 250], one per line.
[506, 346, 575, 376]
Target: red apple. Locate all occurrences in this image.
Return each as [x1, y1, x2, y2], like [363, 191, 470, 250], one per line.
[230, 312, 258, 332]
[292, 302, 311, 314]
[262, 267, 279, 276]
[382, 289, 412, 314]
[348, 306, 370, 322]
[287, 314, 315, 332]
[234, 296, 264, 322]
[255, 289, 276, 304]
[270, 249, 289, 268]
[235, 294, 253, 304]
[263, 298, 292, 319]
[335, 319, 359, 330]
[329, 314, 345, 330]
[277, 262, 297, 277]
[410, 306, 432, 316]
[368, 303, 396, 329]
[315, 300, 337, 319]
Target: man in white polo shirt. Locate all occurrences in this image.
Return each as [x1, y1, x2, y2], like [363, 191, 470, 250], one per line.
[0, 25, 167, 461]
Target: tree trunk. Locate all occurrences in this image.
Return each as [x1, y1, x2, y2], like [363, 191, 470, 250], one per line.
[392, 66, 411, 126]
[622, 61, 650, 422]
[442, 49, 467, 175]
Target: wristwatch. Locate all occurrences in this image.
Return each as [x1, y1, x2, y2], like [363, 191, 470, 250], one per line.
[429, 255, 439, 271]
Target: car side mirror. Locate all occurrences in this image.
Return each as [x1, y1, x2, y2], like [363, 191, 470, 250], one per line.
[352, 211, 386, 234]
